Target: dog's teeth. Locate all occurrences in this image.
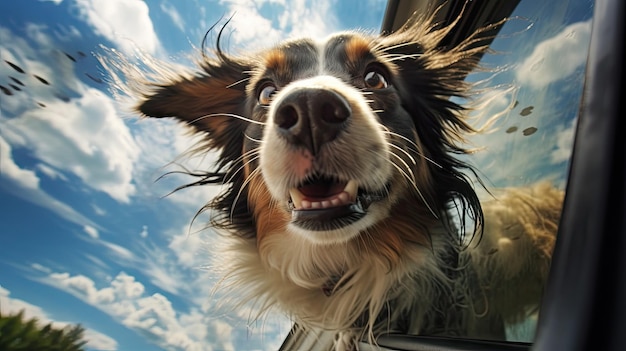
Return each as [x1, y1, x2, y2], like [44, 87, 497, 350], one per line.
[338, 192, 350, 202]
[289, 189, 305, 209]
[344, 180, 358, 200]
[290, 181, 358, 210]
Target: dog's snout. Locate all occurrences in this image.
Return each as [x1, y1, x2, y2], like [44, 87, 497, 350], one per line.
[274, 88, 351, 155]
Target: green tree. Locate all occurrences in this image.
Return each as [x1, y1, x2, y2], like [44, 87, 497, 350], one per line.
[0, 310, 87, 351]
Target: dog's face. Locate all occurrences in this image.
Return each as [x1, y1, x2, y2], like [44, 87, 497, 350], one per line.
[137, 15, 484, 252]
[247, 34, 426, 244]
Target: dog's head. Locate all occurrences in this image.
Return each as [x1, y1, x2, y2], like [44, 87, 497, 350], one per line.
[136, 13, 485, 256]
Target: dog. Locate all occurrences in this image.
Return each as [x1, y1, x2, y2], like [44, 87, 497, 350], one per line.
[117, 9, 563, 350]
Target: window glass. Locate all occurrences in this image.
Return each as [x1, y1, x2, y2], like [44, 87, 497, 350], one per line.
[455, 0, 593, 342]
[0, 1, 384, 350]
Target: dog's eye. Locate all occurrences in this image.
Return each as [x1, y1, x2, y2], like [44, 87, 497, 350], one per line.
[364, 70, 388, 89]
[258, 83, 277, 106]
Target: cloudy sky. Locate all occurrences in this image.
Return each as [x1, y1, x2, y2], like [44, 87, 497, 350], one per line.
[0, 0, 592, 350]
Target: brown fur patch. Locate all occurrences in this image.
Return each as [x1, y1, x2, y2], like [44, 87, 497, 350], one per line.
[345, 36, 372, 65]
[469, 182, 564, 323]
[246, 172, 290, 245]
[264, 49, 287, 76]
[138, 75, 243, 139]
[176, 77, 241, 131]
[362, 194, 437, 267]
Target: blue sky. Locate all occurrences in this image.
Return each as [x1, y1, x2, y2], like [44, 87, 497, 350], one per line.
[0, 0, 592, 350]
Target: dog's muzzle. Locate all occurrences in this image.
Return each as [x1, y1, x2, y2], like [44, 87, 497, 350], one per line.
[273, 87, 387, 231]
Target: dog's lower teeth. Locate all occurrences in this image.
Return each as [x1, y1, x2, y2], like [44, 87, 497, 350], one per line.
[338, 192, 349, 202]
[296, 191, 354, 210]
[289, 180, 359, 210]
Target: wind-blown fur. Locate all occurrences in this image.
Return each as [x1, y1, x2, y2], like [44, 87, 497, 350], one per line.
[115, 9, 563, 350]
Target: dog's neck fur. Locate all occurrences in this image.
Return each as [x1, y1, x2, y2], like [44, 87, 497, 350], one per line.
[217, 202, 463, 341]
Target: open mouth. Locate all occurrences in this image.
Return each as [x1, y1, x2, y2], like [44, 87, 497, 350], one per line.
[288, 175, 387, 231]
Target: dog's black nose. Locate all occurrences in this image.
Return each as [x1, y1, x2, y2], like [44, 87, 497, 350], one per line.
[274, 88, 351, 155]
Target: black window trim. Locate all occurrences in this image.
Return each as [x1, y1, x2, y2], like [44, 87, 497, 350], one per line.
[533, 0, 625, 350]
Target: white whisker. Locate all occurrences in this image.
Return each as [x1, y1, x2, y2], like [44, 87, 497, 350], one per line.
[373, 40, 421, 53]
[230, 166, 262, 222]
[190, 113, 266, 126]
[381, 129, 443, 169]
[389, 150, 417, 184]
[226, 76, 251, 88]
[381, 53, 424, 62]
[387, 142, 417, 165]
[245, 134, 263, 143]
[225, 150, 260, 186]
[388, 158, 439, 219]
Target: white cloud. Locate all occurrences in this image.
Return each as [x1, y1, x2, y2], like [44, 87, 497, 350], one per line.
[0, 26, 82, 115]
[84, 225, 100, 239]
[551, 117, 577, 164]
[222, 3, 283, 49]
[459, 18, 591, 190]
[160, 2, 185, 33]
[459, 83, 572, 190]
[99, 240, 136, 262]
[84, 254, 111, 271]
[92, 204, 108, 216]
[73, 0, 161, 55]
[516, 20, 592, 89]
[42, 270, 285, 351]
[83, 329, 119, 351]
[3, 89, 140, 203]
[1, 23, 140, 204]
[130, 117, 225, 209]
[0, 133, 99, 229]
[25, 23, 56, 47]
[0, 179, 100, 230]
[36, 163, 67, 180]
[0, 285, 118, 350]
[276, 0, 337, 40]
[31, 263, 53, 274]
[0, 135, 40, 190]
[218, 0, 339, 50]
[38, 0, 63, 4]
[168, 229, 208, 267]
[0, 21, 220, 249]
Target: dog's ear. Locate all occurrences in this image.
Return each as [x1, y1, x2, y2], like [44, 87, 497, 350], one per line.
[137, 54, 251, 151]
[374, 10, 499, 239]
[378, 10, 496, 86]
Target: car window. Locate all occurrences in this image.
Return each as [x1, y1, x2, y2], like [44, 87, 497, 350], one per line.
[458, 0, 593, 342]
[0, 1, 385, 350]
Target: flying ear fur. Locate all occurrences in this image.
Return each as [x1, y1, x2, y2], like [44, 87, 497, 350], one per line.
[372, 8, 501, 242]
[137, 52, 252, 153]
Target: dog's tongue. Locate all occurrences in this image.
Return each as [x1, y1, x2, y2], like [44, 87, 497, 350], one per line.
[298, 181, 346, 199]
